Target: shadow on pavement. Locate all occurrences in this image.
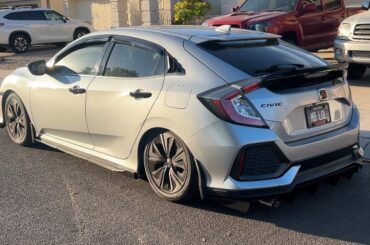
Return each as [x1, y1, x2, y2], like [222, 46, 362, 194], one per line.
[190, 165, 370, 244]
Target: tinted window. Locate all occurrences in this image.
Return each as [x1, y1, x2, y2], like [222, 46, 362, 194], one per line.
[104, 42, 165, 78]
[45, 10, 63, 21]
[239, 0, 299, 12]
[54, 44, 105, 75]
[4, 11, 46, 21]
[199, 40, 327, 76]
[302, 0, 323, 11]
[324, 0, 341, 10]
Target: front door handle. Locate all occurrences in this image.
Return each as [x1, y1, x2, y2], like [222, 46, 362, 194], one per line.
[69, 85, 86, 94]
[129, 89, 152, 99]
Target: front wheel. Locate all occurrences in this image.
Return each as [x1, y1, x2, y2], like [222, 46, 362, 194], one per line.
[144, 131, 197, 202]
[73, 29, 89, 40]
[348, 63, 367, 80]
[5, 93, 33, 146]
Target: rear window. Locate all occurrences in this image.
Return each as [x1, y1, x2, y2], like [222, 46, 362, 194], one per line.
[198, 39, 328, 76]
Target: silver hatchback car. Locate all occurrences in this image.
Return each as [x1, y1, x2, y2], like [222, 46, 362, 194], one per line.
[0, 26, 363, 202]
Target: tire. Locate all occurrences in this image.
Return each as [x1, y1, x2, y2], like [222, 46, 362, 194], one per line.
[9, 33, 30, 53]
[73, 28, 89, 40]
[144, 131, 198, 202]
[4, 93, 33, 146]
[348, 63, 367, 80]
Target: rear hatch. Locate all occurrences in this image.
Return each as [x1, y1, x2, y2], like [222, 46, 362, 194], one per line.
[196, 39, 353, 142]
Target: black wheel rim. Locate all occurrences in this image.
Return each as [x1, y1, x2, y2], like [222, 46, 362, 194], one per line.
[147, 133, 188, 194]
[77, 32, 86, 38]
[6, 97, 26, 142]
[14, 37, 28, 52]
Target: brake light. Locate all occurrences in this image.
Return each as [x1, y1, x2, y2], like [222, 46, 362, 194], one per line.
[198, 82, 266, 127]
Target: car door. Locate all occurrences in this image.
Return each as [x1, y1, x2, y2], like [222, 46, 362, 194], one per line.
[30, 39, 109, 149]
[298, 0, 331, 49]
[45, 10, 72, 42]
[86, 37, 165, 159]
[323, 0, 346, 43]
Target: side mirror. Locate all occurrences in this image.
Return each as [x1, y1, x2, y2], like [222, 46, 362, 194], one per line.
[303, 3, 317, 13]
[362, 0, 370, 10]
[62, 16, 68, 23]
[232, 5, 240, 13]
[28, 60, 47, 76]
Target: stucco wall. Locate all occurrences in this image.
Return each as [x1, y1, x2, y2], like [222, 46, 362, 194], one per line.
[91, 0, 112, 30]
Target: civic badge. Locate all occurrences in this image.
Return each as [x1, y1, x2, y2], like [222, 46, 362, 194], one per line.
[319, 88, 328, 101]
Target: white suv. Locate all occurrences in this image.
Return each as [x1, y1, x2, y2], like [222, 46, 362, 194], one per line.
[0, 8, 93, 53]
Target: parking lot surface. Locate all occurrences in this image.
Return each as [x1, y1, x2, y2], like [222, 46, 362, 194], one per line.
[0, 47, 370, 244]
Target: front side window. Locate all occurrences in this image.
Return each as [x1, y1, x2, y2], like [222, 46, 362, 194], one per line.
[54, 43, 105, 75]
[302, 0, 323, 11]
[199, 39, 327, 76]
[4, 11, 47, 21]
[239, 0, 299, 12]
[45, 10, 64, 21]
[324, 0, 341, 10]
[104, 41, 165, 78]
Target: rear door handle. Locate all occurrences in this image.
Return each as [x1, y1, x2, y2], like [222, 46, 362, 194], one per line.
[129, 89, 152, 99]
[69, 85, 86, 94]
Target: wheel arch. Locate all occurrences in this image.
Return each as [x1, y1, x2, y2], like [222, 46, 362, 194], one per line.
[8, 31, 32, 45]
[74, 27, 90, 35]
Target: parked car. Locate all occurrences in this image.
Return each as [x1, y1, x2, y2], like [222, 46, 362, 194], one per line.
[203, 0, 363, 51]
[334, 1, 370, 79]
[0, 7, 93, 53]
[0, 26, 363, 203]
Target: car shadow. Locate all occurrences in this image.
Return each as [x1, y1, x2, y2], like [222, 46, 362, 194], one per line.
[188, 164, 370, 244]
[348, 70, 370, 87]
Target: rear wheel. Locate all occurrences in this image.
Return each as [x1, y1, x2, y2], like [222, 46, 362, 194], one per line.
[144, 131, 197, 202]
[348, 63, 367, 80]
[10, 34, 30, 53]
[4, 93, 32, 146]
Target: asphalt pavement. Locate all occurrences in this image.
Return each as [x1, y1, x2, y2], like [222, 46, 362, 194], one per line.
[0, 47, 370, 244]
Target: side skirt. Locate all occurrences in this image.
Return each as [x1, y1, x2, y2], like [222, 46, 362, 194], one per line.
[37, 134, 137, 176]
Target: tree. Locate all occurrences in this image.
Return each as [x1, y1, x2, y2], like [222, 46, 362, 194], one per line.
[174, 0, 211, 25]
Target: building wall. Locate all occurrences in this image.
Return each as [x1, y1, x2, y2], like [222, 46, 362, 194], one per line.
[91, 0, 112, 30]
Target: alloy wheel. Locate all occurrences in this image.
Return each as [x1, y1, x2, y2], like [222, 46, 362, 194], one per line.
[146, 132, 189, 194]
[14, 37, 28, 52]
[6, 97, 27, 142]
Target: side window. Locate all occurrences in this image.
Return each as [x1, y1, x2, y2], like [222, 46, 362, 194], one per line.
[45, 10, 64, 21]
[54, 44, 105, 75]
[324, 0, 341, 10]
[104, 41, 165, 78]
[302, 0, 323, 11]
[4, 12, 26, 20]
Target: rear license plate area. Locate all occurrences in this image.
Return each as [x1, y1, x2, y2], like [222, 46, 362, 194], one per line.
[305, 103, 331, 128]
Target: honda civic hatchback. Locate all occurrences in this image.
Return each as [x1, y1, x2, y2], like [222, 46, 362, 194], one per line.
[0, 26, 363, 202]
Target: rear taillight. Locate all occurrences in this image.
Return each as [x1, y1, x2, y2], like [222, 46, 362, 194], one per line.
[198, 82, 267, 127]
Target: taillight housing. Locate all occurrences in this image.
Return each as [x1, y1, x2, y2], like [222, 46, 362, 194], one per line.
[198, 81, 267, 127]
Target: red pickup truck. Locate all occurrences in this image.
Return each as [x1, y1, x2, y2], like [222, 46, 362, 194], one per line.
[203, 0, 363, 50]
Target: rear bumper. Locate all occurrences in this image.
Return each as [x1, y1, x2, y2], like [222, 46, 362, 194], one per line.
[207, 148, 363, 200]
[334, 38, 370, 65]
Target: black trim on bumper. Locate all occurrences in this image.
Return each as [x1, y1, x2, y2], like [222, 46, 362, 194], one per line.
[207, 157, 362, 200]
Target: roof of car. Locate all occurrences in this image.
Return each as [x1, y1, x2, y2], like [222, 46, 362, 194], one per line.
[97, 25, 280, 44]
